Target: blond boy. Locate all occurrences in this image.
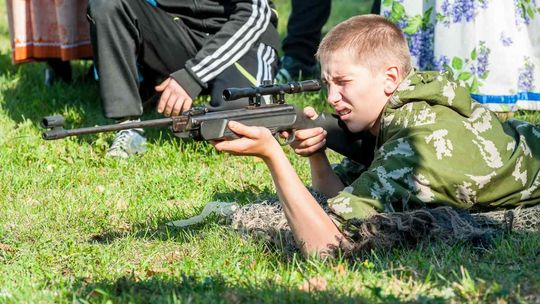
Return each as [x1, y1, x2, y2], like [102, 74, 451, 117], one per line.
[213, 15, 540, 255]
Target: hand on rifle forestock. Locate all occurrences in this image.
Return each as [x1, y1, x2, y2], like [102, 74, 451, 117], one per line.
[280, 107, 327, 157]
[212, 121, 281, 160]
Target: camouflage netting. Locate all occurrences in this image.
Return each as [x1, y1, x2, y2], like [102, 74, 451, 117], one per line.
[227, 190, 540, 255]
[471, 205, 540, 232]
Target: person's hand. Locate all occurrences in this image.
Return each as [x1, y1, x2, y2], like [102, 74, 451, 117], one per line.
[281, 107, 327, 157]
[212, 121, 281, 159]
[156, 77, 193, 117]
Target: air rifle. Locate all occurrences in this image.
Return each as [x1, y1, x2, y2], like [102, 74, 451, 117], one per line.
[41, 80, 371, 164]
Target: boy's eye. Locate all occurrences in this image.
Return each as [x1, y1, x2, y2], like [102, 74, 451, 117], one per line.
[335, 79, 350, 86]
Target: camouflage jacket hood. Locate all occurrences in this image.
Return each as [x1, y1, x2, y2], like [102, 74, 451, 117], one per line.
[380, 70, 475, 144]
[388, 70, 472, 116]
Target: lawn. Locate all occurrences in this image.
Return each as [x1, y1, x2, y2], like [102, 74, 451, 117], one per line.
[0, 1, 539, 303]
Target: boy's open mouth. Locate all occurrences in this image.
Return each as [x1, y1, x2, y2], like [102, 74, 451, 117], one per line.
[336, 108, 352, 118]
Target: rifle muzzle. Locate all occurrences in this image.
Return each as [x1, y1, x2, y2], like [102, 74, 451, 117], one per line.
[42, 128, 69, 140]
[41, 115, 68, 140]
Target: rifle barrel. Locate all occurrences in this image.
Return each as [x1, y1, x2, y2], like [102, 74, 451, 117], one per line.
[42, 117, 174, 140]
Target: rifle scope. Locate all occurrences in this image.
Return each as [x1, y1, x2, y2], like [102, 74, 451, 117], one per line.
[41, 115, 65, 128]
[222, 80, 321, 101]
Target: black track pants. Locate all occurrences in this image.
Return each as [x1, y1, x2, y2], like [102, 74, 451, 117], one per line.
[88, 0, 277, 119]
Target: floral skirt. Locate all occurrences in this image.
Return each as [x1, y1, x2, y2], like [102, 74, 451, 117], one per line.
[6, 0, 92, 64]
[381, 0, 540, 111]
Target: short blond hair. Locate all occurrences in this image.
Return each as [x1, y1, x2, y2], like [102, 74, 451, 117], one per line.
[316, 15, 412, 78]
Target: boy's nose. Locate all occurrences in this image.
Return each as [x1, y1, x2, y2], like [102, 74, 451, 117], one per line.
[327, 88, 340, 105]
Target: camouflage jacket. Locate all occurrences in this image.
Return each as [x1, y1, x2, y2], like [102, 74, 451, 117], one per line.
[327, 71, 540, 221]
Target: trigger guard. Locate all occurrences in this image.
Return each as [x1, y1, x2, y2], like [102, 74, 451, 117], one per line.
[285, 132, 295, 145]
[274, 131, 295, 146]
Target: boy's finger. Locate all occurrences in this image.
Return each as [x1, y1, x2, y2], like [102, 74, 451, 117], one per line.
[294, 127, 325, 140]
[303, 107, 319, 120]
[157, 89, 172, 113]
[180, 98, 193, 115]
[294, 139, 326, 155]
[171, 97, 185, 116]
[228, 121, 260, 138]
[227, 121, 246, 132]
[297, 132, 327, 149]
[212, 140, 227, 151]
[163, 94, 178, 117]
[213, 138, 238, 151]
[213, 137, 250, 154]
[155, 78, 170, 92]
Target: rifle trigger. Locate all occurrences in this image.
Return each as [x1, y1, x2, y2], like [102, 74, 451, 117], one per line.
[274, 130, 292, 146]
[284, 131, 296, 146]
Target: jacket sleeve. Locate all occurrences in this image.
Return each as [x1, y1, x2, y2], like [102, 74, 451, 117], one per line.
[171, 0, 273, 98]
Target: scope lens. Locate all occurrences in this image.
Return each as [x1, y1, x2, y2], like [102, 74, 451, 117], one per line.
[41, 115, 65, 128]
[222, 90, 232, 100]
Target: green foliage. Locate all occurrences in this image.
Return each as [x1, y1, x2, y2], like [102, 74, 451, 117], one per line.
[471, 48, 477, 61]
[388, 2, 406, 23]
[451, 57, 463, 70]
[0, 1, 539, 303]
[445, 42, 492, 94]
[458, 71, 472, 81]
[422, 7, 434, 26]
[402, 15, 422, 35]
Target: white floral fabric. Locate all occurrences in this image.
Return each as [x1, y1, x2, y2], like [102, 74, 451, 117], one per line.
[381, 0, 540, 111]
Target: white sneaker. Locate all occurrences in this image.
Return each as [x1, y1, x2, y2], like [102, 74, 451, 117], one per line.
[106, 128, 147, 158]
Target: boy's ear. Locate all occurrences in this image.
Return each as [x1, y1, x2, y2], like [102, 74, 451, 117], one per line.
[383, 66, 400, 95]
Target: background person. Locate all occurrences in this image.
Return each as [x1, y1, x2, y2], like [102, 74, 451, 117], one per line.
[6, 0, 93, 85]
[380, 0, 540, 112]
[276, 0, 381, 82]
[87, 0, 280, 158]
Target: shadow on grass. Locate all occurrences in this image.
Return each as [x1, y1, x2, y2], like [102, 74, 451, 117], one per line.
[0, 51, 175, 144]
[0, 52, 99, 124]
[82, 210, 540, 302]
[71, 234, 540, 303]
[86, 189, 278, 246]
[69, 273, 382, 303]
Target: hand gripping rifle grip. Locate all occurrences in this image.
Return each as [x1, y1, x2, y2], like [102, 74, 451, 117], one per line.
[297, 112, 373, 165]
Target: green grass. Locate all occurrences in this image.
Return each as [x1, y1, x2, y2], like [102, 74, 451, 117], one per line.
[1, 1, 539, 303]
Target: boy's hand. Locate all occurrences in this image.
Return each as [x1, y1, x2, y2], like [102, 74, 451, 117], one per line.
[282, 107, 327, 157]
[212, 121, 281, 159]
[156, 78, 193, 117]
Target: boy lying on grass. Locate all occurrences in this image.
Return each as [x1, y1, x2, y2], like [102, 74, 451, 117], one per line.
[212, 15, 540, 256]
